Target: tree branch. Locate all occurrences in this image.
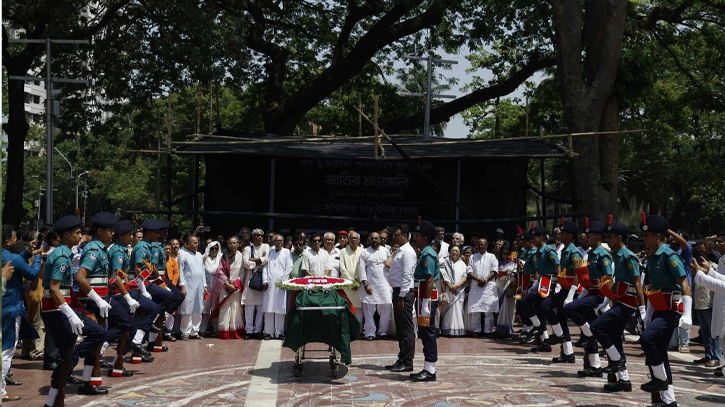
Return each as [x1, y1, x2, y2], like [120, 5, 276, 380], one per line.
[381, 54, 557, 134]
[75, 0, 133, 39]
[333, 0, 385, 63]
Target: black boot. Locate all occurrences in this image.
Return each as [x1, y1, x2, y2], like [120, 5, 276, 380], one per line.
[530, 343, 552, 353]
[544, 334, 565, 345]
[601, 359, 626, 374]
[78, 382, 109, 395]
[552, 354, 576, 363]
[573, 335, 592, 348]
[640, 377, 669, 393]
[577, 367, 603, 377]
[604, 379, 632, 392]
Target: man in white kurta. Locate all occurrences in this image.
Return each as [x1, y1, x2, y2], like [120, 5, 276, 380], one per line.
[178, 236, 207, 338]
[324, 232, 342, 278]
[302, 234, 330, 277]
[358, 232, 392, 340]
[693, 245, 725, 376]
[242, 229, 269, 337]
[340, 231, 364, 326]
[262, 235, 292, 339]
[467, 238, 499, 336]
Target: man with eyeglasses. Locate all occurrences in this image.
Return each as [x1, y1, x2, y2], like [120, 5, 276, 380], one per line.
[290, 235, 306, 279]
[323, 232, 341, 278]
[340, 231, 364, 328]
[384, 224, 417, 373]
[242, 229, 269, 339]
[262, 235, 292, 339]
[302, 233, 331, 277]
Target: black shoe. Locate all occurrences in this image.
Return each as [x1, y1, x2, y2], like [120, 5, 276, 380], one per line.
[128, 343, 151, 356]
[577, 367, 603, 377]
[601, 360, 626, 374]
[520, 336, 536, 345]
[108, 367, 134, 377]
[366, 336, 374, 341]
[78, 383, 109, 395]
[544, 334, 565, 345]
[530, 343, 552, 353]
[604, 379, 632, 392]
[646, 402, 677, 407]
[244, 333, 251, 340]
[147, 344, 169, 352]
[264, 334, 272, 340]
[100, 360, 113, 369]
[5, 377, 21, 385]
[277, 334, 285, 340]
[573, 335, 592, 348]
[385, 361, 402, 370]
[409, 370, 436, 382]
[66, 375, 83, 385]
[552, 354, 576, 363]
[390, 364, 414, 373]
[693, 357, 709, 364]
[140, 355, 154, 363]
[43, 362, 60, 371]
[640, 377, 669, 393]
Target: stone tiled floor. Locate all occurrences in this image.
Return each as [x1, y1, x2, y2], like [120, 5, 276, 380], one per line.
[6, 332, 725, 407]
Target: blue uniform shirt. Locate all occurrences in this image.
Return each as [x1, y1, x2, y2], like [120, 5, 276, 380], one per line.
[647, 244, 686, 291]
[131, 239, 154, 267]
[414, 246, 440, 281]
[2, 247, 41, 350]
[613, 245, 640, 284]
[152, 242, 166, 270]
[523, 247, 537, 275]
[587, 245, 613, 280]
[79, 239, 110, 279]
[43, 245, 75, 289]
[560, 243, 583, 275]
[534, 245, 560, 276]
[108, 242, 129, 273]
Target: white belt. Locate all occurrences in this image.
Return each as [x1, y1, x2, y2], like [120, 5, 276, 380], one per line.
[43, 288, 71, 298]
[157, 269, 165, 275]
[86, 276, 109, 285]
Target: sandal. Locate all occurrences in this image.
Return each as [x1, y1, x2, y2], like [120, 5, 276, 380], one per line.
[163, 334, 177, 342]
[2, 394, 22, 402]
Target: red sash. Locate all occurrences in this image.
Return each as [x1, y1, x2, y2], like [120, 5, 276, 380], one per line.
[647, 290, 683, 313]
[537, 275, 555, 298]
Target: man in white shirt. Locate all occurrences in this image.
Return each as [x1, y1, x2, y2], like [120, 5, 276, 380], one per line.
[242, 229, 269, 339]
[323, 232, 341, 278]
[452, 233, 464, 247]
[178, 236, 207, 339]
[340, 231, 364, 327]
[302, 234, 330, 277]
[548, 227, 565, 256]
[467, 238, 499, 337]
[358, 232, 392, 340]
[435, 227, 450, 261]
[384, 224, 416, 372]
[262, 235, 292, 339]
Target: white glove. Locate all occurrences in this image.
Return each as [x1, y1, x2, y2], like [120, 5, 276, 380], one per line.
[420, 298, 431, 317]
[564, 285, 578, 306]
[554, 283, 562, 294]
[638, 305, 646, 321]
[59, 302, 84, 335]
[88, 289, 112, 318]
[644, 301, 654, 329]
[679, 295, 693, 329]
[124, 293, 140, 313]
[595, 298, 610, 315]
[139, 282, 152, 299]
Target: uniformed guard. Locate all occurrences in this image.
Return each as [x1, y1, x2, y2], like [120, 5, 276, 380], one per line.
[639, 214, 692, 407]
[410, 220, 440, 382]
[588, 218, 646, 392]
[131, 220, 176, 353]
[41, 216, 107, 407]
[154, 220, 185, 341]
[542, 219, 583, 363]
[76, 212, 135, 393]
[515, 228, 538, 343]
[564, 219, 613, 377]
[518, 225, 559, 352]
[2, 224, 40, 403]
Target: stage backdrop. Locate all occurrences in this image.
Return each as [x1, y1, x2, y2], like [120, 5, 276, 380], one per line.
[204, 156, 529, 237]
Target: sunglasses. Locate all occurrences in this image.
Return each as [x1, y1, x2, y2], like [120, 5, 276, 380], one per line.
[312, 239, 321, 243]
[210, 247, 218, 251]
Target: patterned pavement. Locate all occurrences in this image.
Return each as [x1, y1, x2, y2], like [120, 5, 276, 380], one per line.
[7, 330, 724, 407]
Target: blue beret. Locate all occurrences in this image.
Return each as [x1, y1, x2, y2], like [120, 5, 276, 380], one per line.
[114, 220, 134, 235]
[640, 215, 669, 234]
[606, 221, 629, 238]
[530, 226, 548, 237]
[159, 220, 170, 230]
[584, 220, 605, 234]
[53, 215, 82, 233]
[521, 230, 532, 240]
[561, 221, 579, 235]
[141, 220, 161, 231]
[417, 220, 436, 241]
[91, 212, 118, 229]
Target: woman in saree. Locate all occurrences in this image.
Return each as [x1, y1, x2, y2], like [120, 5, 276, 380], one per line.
[495, 245, 517, 338]
[209, 236, 245, 339]
[441, 246, 468, 337]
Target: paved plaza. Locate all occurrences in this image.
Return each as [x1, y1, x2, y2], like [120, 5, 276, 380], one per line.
[8, 332, 724, 407]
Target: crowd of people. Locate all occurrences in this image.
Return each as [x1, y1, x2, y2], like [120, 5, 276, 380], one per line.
[1, 214, 724, 407]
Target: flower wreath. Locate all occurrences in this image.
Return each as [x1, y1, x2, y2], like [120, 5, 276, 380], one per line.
[276, 277, 359, 291]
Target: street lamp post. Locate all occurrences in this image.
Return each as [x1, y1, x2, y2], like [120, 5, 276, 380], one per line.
[76, 171, 90, 215]
[54, 147, 73, 178]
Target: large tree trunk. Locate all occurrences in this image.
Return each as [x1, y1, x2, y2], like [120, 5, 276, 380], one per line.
[599, 95, 620, 215]
[2, 76, 31, 227]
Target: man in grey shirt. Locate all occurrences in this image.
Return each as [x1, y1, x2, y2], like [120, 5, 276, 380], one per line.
[384, 223, 416, 372]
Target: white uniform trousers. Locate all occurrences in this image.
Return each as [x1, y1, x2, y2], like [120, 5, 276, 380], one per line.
[245, 305, 264, 334]
[263, 313, 285, 337]
[180, 313, 202, 336]
[363, 303, 391, 338]
[2, 316, 21, 396]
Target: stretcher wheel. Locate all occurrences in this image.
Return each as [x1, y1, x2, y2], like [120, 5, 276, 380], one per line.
[293, 364, 303, 377]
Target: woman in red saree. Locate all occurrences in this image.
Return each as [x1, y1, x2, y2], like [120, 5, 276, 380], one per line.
[209, 236, 245, 339]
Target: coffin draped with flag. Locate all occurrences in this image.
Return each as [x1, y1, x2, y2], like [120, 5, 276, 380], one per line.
[283, 289, 361, 365]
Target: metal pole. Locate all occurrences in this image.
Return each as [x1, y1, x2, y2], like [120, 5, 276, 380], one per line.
[455, 159, 461, 232]
[45, 38, 54, 224]
[424, 54, 433, 138]
[54, 147, 73, 178]
[268, 158, 275, 231]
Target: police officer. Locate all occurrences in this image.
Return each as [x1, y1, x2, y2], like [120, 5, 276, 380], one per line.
[155, 220, 184, 341]
[410, 220, 440, 382]
[515, 229, 538, 342]
[76, 212, 135, 393]
[131, 220, 176, 353]
[41, 216, 107, 406]
[564, 219, 613, 377]
[589, 219, 646, 392]
[639, 215, 692, 407]
[543, 219, 583, 363]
